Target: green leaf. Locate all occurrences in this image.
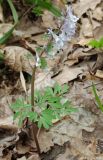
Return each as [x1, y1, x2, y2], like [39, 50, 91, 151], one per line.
[61, 84, 69, 94]
[10, 98, 24, 111]
[11, 83, 76, 129]
[36, 46, 43, 53]
[88, 37, 103, 48]
[0, 51, 4, 61]
[40, 57, 47, 69]
[45, 87, 54, 96]
[7, 0, 18, 23]
[13, 111, 20, 120]
[28, 112, 38, 122]
[18, 116, 24, 126]
[38, 117, 43, 128]
[49, 102, 62, 109]
[92, 83, 103, 111]
[32, 6, 43, 16]
[0, 0, 3, 4]
[54, 83, 62, 95]
[42, 109, 54, 122]
[37, 0, 61, 17]
[0, 25, 15, 45]
[46, 42, 53, 54]
[88, 39, 99, 48]
[40, 117, 50, 129]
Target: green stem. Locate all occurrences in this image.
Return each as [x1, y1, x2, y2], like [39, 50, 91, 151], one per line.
[31, 65, 36, 109]
[31, 65, 41, 154]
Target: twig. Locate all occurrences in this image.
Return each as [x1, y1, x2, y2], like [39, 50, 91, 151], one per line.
[84, 82, 103, 89]
[19, 4, 35, 20]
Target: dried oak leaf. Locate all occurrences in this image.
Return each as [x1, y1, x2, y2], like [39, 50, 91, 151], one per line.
[92, 7, 103, 21]
[4, 46, 34, 74]
[95, 70, 103, 79]
[53, 65, 84, 84]
[73, 0, 101, 18]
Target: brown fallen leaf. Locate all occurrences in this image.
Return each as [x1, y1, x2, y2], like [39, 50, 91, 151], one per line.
[67, 47, 95, 64]
[92, 19, 101, 30]
[31, 34, 49, 46]
[92, 7, 103, 21]
[17, 157, 27, 160]
[92, 53, 103, 73]
[4, 46, 34, 74]
[34, 71, 55, 90]
[73, 0, 101, 18]
[20, 71, 27, 93]
[38, 130, 54, 153]
[0, 23, 13, 38]
[42, 11, 57, 29]
[81, 18, 93, 38]
[94, 23, 103, 39]
[27, 154, 40, 160]
[53, 65, 85, 84]
[95, 70, 103, 79]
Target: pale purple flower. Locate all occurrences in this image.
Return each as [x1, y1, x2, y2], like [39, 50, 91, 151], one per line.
[48, 6, 79, 55]
[60, 6, 79, 41]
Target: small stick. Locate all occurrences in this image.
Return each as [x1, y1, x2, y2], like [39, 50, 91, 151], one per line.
[84, 82, 103, 89]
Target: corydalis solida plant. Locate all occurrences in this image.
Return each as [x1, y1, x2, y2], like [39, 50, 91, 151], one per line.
[11, 5, 78, 155]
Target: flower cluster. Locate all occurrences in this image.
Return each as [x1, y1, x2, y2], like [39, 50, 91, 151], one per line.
[48, 6, 79, 55]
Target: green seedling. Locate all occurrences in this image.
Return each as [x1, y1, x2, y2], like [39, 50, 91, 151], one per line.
[11, 83, 76, 129]
[92, 83, 103, 112]
[88, 37, 103, 49]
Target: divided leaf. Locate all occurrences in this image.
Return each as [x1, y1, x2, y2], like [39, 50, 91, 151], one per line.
[11, 84, 76, 129]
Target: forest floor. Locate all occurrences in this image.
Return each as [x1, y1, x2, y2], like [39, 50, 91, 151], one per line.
[0, 0, 103, 160]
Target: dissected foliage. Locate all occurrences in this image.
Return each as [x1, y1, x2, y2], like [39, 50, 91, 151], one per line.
[11, 84, 76, 129]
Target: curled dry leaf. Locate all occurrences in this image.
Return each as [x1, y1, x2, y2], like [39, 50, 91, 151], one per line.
[73, 0, 101, 17]
[78, 17, 93, 45]
[91, 53, 103, 73]
[94, 23, 103, 39]
[38, 131, 54, 152]
[0, 5, 4, 22]
[92, 7, 103, 21]
[81, 18, 93, 38]
[0, 96, 18, 128]
[53, 65, 84, 84]
[67, 47, 97, 66]
[4, 46, 34, 74]
[95, 70, 103, 79]
[0, 96, 18, 156]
